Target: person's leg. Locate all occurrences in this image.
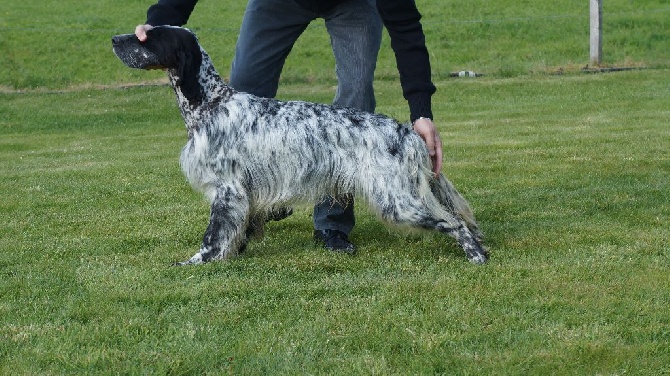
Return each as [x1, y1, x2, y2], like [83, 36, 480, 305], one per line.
[313, 0, 383, 236]
[325, 0, 382, 112]
[229, 0, 314, 97]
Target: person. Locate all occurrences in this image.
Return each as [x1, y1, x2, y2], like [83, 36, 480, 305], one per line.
[135, 0, 443, 253]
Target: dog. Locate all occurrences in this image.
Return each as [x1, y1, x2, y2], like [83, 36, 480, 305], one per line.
[112, 26, 488, 265]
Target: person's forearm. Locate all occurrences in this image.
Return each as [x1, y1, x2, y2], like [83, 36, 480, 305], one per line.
[146, 0, 198, 26]
[377, 0, 436, 122]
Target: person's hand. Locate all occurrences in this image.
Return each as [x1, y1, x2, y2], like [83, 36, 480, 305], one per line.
[135, 24, 154, 42]
[413, 117, 443, 175]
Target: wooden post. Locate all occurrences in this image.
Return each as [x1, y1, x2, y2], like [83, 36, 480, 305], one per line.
[590, 0, 602, 66]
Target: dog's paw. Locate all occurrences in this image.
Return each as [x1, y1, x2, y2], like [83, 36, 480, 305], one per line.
[173, 253, 204, 266]
[467, 253, 488, 265]
[467, 245, 489, 265]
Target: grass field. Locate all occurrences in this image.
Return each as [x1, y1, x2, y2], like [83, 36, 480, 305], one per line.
[1, 0, 669, 374]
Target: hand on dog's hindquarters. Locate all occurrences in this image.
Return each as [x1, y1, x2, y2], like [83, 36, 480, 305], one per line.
[413, 118, 443, 175]
[135, 24, 154, 42]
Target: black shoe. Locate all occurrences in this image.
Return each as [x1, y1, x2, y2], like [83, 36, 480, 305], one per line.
[313, 229, 356, 254]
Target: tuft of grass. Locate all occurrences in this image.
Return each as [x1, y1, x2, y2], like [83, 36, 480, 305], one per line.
[1, 69, 669, 374]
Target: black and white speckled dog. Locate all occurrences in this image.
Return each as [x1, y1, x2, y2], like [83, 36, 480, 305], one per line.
[112, 26, 488, 265]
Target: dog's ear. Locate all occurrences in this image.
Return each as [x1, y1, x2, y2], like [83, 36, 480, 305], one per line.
[176, 44, 203, 105]
[167, 30, 203, 105]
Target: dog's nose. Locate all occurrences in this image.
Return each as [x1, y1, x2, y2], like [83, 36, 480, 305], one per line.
[112, 35, 122, 45]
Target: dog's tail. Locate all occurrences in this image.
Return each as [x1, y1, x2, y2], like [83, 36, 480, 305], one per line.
[429, 174, 482, 240]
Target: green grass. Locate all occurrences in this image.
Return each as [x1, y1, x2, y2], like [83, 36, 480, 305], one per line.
[2, 71, 669, 374]
[2, 0, 670, 373]
[1, 0, 668, 89]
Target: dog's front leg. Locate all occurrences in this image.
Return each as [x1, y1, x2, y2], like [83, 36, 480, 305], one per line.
[177, 184, 250, 265]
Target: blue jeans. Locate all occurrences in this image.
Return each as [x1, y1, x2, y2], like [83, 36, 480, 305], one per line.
[229, 0, 383, 235]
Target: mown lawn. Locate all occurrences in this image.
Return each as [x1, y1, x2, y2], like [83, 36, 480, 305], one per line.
[1, 0, 669, 373]
[1, 69, 668, 374]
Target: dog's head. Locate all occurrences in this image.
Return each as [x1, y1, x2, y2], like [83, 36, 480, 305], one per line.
[112, 26, 203, 103]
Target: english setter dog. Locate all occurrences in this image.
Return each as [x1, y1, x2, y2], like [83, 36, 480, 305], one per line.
[112, 26, 488, 265]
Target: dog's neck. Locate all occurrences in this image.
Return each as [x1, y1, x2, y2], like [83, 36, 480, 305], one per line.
[168, 48, 235, 137]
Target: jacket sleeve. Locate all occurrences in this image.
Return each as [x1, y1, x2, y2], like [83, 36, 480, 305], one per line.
[376, 0, 436, 122]
[146, 0, 199, 26]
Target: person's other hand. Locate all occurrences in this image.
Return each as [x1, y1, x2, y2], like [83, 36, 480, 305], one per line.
[413, 117, 443, 175]
[135, 24, 154, 42]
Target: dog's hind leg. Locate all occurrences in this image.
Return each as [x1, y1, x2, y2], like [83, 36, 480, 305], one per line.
[370, 189, 488, 264]
[434, 221, 488, 264]
[178, 184, 250, 265]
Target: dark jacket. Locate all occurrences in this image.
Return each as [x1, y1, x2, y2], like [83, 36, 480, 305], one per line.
[146, 0, 436, 122]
